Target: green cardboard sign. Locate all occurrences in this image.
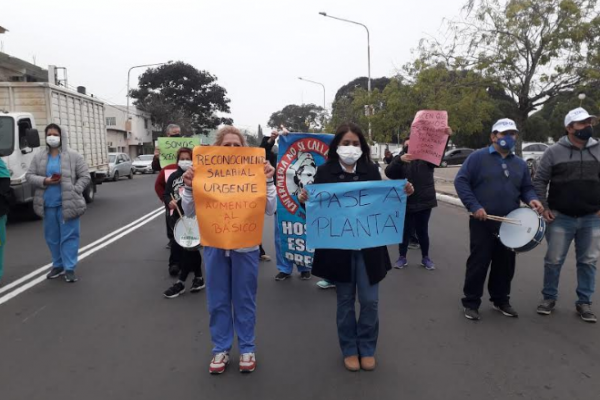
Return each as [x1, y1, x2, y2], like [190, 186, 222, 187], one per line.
[158, 137, 200, 168]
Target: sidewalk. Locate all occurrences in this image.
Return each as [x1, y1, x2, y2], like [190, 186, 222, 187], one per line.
[379, 161, 462, 206]
[435, 178, 458, 197]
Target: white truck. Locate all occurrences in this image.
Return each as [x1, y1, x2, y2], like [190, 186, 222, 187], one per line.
[0, 82, 109, 207]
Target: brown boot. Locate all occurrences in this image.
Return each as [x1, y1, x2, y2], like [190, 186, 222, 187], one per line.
[343, 355, 360, 372]
[360, 356, 376, 371]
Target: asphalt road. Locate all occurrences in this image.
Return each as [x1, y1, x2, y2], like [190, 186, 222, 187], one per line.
[0, 174, 598, 400]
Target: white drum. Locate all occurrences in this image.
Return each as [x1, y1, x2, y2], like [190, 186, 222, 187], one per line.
[498, 208, 546, 253]
[173, 216, 201, 250]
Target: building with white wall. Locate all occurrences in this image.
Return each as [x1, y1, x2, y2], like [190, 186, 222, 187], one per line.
[105, 105, 153, 159]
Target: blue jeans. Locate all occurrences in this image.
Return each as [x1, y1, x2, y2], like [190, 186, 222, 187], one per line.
[44, 207, 80, 270]
[543, 212, 600, 304]
[335, 251, 379, 357]
[203, 247, 259, 354]
[275, 215, 309, 273]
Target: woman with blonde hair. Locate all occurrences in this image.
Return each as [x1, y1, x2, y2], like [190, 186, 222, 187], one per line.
[182, 126, 276, 374]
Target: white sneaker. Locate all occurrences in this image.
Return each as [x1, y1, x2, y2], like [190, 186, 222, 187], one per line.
[239, 353, 256, 373]
[209, 352, 230, 374]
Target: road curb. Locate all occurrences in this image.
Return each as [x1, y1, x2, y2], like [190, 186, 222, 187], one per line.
[436, 192, 463, 207]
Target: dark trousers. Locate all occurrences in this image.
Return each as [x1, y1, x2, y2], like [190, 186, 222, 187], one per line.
[167, 212, 181, 267]
[178, 246, 203, 282]
[165, 206, 174, 241]
[462, 219, 516, 309]
[399, 209, 432, 257]
[169, 237, 202, 281]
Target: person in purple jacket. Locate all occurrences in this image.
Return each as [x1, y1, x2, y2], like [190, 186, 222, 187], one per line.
[454, 118, 543, 321]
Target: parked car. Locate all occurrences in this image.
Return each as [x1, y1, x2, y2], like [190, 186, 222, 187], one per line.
[108, 152, 134, 181]
[522, 142, 549, 166]
[440, 148, 474, 167]
[132, 154, 155, 174]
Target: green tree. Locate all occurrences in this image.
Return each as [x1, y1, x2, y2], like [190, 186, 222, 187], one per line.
[536, 85, 600, 140]
[416, 0, 600, 153]
[329, 77, 391, 129]
[268, 104, 327, 132]
[130, 61, 233, 136]
[351, 66, 496, 144]
[244, 132, 260, 147]
[257, 125, 264, 142]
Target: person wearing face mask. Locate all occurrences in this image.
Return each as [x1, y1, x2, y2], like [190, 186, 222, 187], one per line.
[298, 123, 415, 372]
[386, 128, 453, 271]
[152, 124, 182, 172]
[153, 124, 183, 255]
[533, 107, 600, 323]
[181, 126, 276, 375]
[454, 118, 543, 321]
[162, 147, 205, 298]
[26, 124, 91, 283]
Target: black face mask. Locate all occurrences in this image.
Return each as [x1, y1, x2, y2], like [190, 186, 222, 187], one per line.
[170, 134, 181, 138]
[574, 126, 593, 141]
[403, 146, 409, 153]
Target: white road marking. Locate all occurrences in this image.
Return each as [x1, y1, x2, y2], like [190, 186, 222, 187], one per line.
[0, 207, 164, 306]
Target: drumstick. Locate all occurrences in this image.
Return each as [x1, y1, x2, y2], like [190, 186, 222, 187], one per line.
[469, 213, 521, 225]
[170, 194, 191, 232]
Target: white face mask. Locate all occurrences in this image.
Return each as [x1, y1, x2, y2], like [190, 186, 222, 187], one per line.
[178, 160, 192, 171]
[337, 145, 363, 165]
[46, 136, 61, 148]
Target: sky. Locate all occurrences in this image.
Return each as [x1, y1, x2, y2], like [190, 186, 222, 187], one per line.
[2, 0, 466, 134]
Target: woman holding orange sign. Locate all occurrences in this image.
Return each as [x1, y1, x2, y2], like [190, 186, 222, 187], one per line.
[181, 126, 276, 375]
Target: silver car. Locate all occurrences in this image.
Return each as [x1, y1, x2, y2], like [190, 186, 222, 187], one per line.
[132, 154, 155, 174]
[522, 143, 549, 166]
[108, 152, 134, 181]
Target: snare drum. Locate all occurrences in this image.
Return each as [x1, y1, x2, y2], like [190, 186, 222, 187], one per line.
[174, 216, 201, 250]
[498, 208, 546, 253]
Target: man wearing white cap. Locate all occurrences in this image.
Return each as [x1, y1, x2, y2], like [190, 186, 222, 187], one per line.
[533, 107, 600, 323]
[455, 118, 543, 321]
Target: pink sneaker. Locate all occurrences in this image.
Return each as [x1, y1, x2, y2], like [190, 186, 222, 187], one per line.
[239, 353, 256, 373]
[209, 352, 229, 374]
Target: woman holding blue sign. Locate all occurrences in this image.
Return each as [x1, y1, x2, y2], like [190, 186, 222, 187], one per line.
[298, 123, 414, 372]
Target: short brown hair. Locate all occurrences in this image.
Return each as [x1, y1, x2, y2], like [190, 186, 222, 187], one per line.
[176, 147, 192, 161]
[213, 126, 247, 147]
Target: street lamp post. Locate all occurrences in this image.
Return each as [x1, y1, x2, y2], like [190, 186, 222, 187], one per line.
[298, 77, 326, 109]
[126, 61, 171, 132]
[319, 12, 372, 142]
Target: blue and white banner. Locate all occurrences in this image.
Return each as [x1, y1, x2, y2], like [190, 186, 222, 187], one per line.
[276, 133, 333, 268]
[306, 180, 408, 250]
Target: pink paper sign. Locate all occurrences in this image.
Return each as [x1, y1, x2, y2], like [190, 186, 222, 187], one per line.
[409, 110, 449, 165]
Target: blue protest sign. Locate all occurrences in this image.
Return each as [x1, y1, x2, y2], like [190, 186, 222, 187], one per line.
[276, 133, 334, 268]
[306, 180, 407, 250]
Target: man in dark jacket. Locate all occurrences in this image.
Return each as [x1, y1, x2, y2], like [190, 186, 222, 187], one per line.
[533, 107, 600, 323]
[385, 131, 453, 271]
[455, 118, 543, 321]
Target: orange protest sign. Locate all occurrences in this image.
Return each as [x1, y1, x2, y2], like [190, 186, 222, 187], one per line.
[192, 146, 267, 249]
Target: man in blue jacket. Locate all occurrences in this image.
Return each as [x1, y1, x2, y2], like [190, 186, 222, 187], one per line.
[455, 118, 544, 321]
[533, 107, 600, 323]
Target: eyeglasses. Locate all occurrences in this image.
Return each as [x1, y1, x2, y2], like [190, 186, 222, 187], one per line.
[502, 163, 510, 178]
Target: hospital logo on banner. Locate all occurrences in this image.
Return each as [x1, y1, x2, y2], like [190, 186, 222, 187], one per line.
[276, 137, 329, 217]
